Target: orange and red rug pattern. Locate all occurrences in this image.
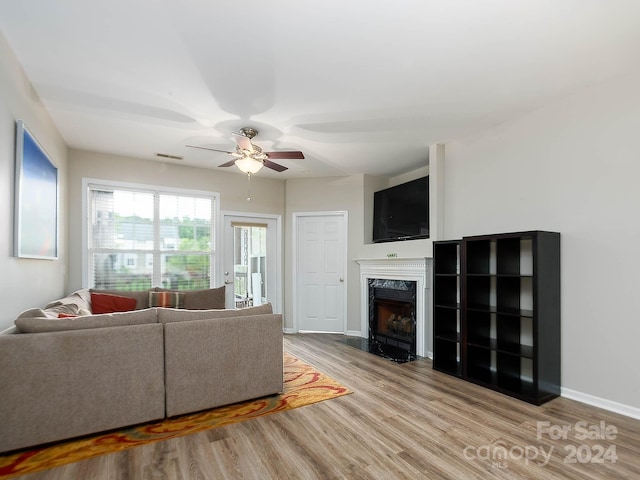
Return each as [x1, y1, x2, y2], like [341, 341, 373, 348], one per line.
[0, 353, 351, 479]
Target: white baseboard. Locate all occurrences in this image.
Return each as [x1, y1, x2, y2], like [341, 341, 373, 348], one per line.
[283, 328, 295, 334]
[346, 330, 362, 337]
[561, 387, 640, 420]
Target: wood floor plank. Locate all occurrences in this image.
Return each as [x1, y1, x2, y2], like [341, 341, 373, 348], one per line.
[12, 333, 640, 479]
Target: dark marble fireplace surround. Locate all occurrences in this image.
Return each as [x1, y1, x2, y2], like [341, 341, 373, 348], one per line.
[351, 257, 429, 363]
[364, 278, 418, 362]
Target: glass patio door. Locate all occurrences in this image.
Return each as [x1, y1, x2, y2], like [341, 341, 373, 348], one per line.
[222, 214, 280, 311]
[231, 222, 266, 307]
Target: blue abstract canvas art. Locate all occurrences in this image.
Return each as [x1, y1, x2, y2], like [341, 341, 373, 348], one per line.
[14, 120, 58, 259]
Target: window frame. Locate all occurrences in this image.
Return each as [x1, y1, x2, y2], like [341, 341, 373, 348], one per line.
[82, 178, 221, 290]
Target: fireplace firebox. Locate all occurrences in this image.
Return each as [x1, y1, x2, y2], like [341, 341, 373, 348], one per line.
[368, 279, 417, 361]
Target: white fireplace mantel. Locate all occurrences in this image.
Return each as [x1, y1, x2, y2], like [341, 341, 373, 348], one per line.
[355, 257, 432, 358]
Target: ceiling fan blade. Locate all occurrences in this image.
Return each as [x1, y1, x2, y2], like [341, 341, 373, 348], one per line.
[232, 132, 254, 152]
[186, 144, 233, 154]
[218, 159, 237, 168]
[263, 159, 288, 172]
[265, 151, 305, 160]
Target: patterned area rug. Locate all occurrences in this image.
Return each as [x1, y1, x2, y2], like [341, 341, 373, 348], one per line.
[0, 353, 351, 479]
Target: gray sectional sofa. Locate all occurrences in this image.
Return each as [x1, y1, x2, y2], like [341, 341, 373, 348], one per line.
[0, 288, 283, 453]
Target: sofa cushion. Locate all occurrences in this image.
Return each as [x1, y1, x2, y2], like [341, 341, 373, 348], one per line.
[163, 313, 283, 416]
[156, 302, 273, 324]
[0, 325, 17, 335]
[14, 308, 158, 333]
[149, 291, 185, 308]
[90, 289, 150, 310]
[155, 286, 225, 310]
[90, 292, 138, 314]
[0, 323, 166, 452]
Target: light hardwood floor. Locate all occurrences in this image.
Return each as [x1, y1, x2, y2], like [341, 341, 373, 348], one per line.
[16, 334, 640, 479]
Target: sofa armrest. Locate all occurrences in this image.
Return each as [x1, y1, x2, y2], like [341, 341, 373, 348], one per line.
[0, 324, 165, 452]
[164, 313, 283, 417]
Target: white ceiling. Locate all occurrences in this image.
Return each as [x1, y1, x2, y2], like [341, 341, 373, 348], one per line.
[1, 0, 640, 178]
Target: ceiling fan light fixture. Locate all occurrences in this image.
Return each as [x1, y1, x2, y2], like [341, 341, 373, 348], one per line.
[235, 156, 263, 174]
[186, 126, 303, 174]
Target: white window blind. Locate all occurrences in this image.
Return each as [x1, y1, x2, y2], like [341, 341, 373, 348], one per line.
[87, 183, 217, 291]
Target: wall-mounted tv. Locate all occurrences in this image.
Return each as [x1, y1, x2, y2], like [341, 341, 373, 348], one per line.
[373, 176, 429, 243]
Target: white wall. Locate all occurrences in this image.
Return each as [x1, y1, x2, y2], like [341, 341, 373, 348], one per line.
[443, 67, 640, 411]
[0, 33, 68, 329]
[66, 149, 286, 292]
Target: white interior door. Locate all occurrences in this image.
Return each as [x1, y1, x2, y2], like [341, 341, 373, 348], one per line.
[223, 213, 280, 312]
[295, 212, 347, 333]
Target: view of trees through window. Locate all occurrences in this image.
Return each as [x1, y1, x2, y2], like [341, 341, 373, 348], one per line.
[88, 186, 216, 291]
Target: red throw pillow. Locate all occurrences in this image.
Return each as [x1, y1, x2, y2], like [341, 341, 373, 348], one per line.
[57, 313, 78, 318]
[90, 292, 137, 314]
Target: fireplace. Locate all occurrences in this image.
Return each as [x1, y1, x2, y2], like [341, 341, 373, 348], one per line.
[356, 257, 431, 362]
[369, 279, 417, 355]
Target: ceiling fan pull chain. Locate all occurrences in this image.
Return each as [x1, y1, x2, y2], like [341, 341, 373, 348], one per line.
[246, 173, 252, 201]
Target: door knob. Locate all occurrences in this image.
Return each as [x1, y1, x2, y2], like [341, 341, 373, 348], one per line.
[339, 278, 344, 282]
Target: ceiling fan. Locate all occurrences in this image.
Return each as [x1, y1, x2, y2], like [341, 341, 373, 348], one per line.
[186, 127, 305, 174]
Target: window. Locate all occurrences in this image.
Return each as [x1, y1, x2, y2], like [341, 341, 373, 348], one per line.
[86, 181, 218, 291]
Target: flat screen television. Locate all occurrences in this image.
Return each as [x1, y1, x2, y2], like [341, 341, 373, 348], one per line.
[373, 176, 429, 243]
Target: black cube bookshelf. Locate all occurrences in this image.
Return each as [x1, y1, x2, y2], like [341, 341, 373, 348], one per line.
[433, 231, 560, 405]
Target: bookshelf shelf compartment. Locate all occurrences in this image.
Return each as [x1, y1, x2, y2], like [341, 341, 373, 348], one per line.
[432, 241, 463, 377]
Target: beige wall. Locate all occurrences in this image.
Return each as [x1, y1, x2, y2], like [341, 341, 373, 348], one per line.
[284, 175, 364, 333]
[443, 66, 640, 412]
[66, 149, 286, 292]
[284, 171, 430, 334]
[0, 33, 68, 328]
